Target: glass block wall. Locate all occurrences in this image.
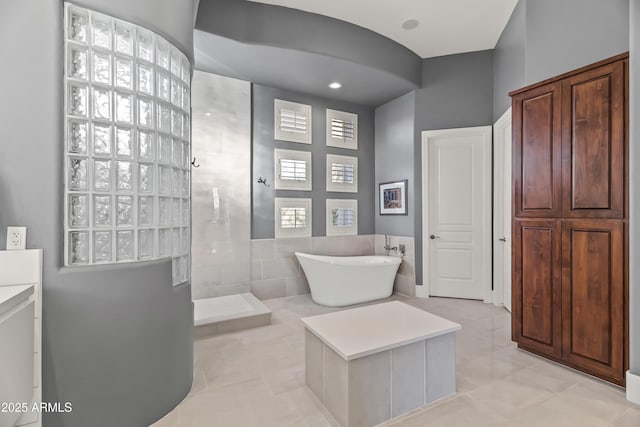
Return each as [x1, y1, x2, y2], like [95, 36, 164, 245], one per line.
[64, 3, 191, 285]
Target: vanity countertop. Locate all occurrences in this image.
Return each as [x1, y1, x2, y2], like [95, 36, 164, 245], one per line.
[0, 284, 34, 317]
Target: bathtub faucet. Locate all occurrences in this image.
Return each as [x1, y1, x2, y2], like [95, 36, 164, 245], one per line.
[384, 235, 405, 255]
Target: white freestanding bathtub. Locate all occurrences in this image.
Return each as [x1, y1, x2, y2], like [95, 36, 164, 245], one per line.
[295, 252, 402, 307]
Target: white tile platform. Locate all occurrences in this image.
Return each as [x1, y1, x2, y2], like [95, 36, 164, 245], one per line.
[193, 293, 271, 337]
[153, 294, 640, 427]
[302, 302, 461, 426]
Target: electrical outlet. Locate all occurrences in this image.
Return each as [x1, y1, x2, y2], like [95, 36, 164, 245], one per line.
[6, 226, 27, 250]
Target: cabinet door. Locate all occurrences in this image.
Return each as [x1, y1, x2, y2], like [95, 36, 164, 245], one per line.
[562, 61, 625, 218]
[512, 219, 562, 358]
[512, 82, 563, 218]
[561, 220, 624, 384]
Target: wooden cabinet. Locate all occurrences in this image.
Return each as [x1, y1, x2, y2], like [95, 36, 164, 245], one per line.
[512, 83, 563, 218]
[561, 61, 625, 219]
[561, 220, 625, 384]
[510, 54, 628, 386]
[512, 219, 562, 358]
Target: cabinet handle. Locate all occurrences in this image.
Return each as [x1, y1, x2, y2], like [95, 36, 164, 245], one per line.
[430, 235, 441, 240]
[499, 237, 507, 242]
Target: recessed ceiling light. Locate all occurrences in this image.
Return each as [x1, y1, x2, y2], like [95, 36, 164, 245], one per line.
[329, 82, 342, 89]
[204, 112, 212, 116]
[402, 19, 420, 30]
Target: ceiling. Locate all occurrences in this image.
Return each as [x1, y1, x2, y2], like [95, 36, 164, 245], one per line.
[194, 29, 418, 106]
[248, 0, 519, 58]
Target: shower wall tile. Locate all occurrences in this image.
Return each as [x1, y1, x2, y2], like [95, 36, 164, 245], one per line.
[262, 256, 300, 280]
[250, 278, 287, 300]
[250, 235, 376, 300]
[342, 234, 376, 256]
[274, 237, 312, 258]
[250, 239, 276, 261]
[286, 276, 311, 296]
[221, 261, 251, 286]
[191, 71, 251, 299]
[374, 234, 417, 297]
[310, 236, 344, 256]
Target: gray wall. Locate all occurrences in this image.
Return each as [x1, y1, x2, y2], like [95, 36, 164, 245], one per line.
[493, 0, 629, 121]
[525, 0, 629, 84]
[0, 1, 195, 426]
[493, 0, 526, 120]
[629, 0, 639, 376]
[195, 0, 421, 87]
[412, 50, 495, 285]
[374, 92, 416, 237]
[252, 84, 375, 239]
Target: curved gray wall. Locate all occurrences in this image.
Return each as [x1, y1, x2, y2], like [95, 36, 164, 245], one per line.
[195, 0, 421, 87]
[0, 1, 195, 426]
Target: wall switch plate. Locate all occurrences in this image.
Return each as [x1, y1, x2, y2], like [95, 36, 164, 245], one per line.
[6, 226, 27, 250]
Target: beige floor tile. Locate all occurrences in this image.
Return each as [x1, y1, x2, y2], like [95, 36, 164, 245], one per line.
[154, 294, 637, 427]
[612, 406, 640, 426]
[468, 378, 555, 418]
[149, 407, 179, 427]
[391, 394, 504, 427]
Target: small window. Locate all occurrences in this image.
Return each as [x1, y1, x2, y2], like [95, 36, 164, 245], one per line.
[326, 199, 357, 236]
[275, 198, 312, 238]
[275, 99, 312, 144]
[326, 109, 357, 150]
[274, 149, 312, 191]
[326, 154, 358, 193]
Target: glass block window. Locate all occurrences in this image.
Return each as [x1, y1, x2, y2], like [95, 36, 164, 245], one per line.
[326, 154, 358, 193]
[274, 99, 312, 144]
[275, 198, 312, 238]
[274, 148, 312, 191]
[64, 4, 191, 286]
[326, 199, 357, 236]
[326, 109, 358, 150]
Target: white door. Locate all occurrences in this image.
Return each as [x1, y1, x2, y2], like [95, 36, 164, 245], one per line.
[493, 109, 512, 311]
[422, 127, 492, 301]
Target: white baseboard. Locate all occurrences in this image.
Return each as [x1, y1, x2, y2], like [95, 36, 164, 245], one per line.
[415, 285, 428, 298]
[627, 371, 640, 404]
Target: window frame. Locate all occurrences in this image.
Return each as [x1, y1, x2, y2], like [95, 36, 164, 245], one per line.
[274, 198, 312, 238]
[274, 99, 312, 144]
[326, 199, 358, 236]
[326, 153, 358, 193]
[326, 109, 358, 150]
[274, 148, 312, 191]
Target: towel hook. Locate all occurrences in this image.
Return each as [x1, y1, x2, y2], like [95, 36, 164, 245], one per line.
[191, 157, 200, 168]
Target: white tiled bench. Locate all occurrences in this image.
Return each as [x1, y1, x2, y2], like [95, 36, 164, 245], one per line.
[302, 301, 462, 427]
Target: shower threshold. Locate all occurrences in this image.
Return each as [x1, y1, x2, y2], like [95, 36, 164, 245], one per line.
[193, 293, 272, 338]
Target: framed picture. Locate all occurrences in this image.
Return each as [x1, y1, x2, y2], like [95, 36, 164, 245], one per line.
[379, 180, 408, 215]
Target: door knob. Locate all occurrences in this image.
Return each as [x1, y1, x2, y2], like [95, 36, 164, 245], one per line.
[430, 235, 441, 240]
[499, 237, 507, 242]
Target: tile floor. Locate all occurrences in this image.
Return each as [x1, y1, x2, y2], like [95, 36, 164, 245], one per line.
[151, 294, 640, 427]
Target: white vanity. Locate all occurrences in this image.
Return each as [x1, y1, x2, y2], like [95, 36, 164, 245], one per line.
[0, 250, 42, 427]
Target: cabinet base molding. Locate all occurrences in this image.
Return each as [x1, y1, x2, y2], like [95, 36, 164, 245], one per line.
[627, 371, 640, 403]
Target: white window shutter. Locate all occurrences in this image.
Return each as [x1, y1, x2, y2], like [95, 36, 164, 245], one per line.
[326, 154, 358, 193]
[326, 199, 357, 236]
[274, 99, 312, 144]
[326, 109, 358, 149]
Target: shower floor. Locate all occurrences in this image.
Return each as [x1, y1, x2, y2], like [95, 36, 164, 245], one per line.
[193, 293, 271, 337]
